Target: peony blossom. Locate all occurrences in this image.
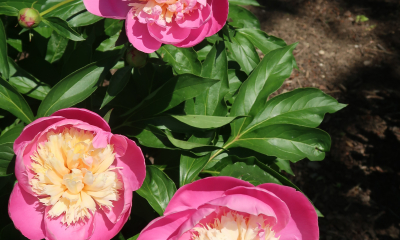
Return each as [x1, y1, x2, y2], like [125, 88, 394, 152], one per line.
[83, 0, 229, 53]
[8, 108, 146, 240]
[137, 177, 319, 240]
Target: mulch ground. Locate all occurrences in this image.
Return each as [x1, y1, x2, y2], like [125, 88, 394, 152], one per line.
[250, 0, 400, 239]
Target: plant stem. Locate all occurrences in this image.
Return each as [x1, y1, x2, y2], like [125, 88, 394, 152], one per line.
[40, 0, 76, 17]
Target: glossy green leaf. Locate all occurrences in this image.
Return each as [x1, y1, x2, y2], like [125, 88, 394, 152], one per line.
[127, 234, 139, 240]
[157, 45, 202, 75]
[226, 32, 260, 75]
[0, 76, 34, 124]
[7, 39, 22, 52]
[42, 17, 85, 41]
[229, 0, 260, 6]
[37, 62, 108, 117]
[0, 19, 9, 80]
[0, 5, 18, 16]
[196, 41, 229, 116]
[101, 67, 132, 109]
[171, 115, 239, 129]
[136, 166, 177, 215]
[103, 108, 113, 123]
[8, 60, 51, 101]
[125, 74, 218, 120]
[0, 126, 23, 145]
[164, 131, 219, 151]
[41, 0, 85, 20]
[45, 32, 69, 63]
[0, 143, 13, 176]
[229, 124, 331, 162]
[96, 32, 123, 52]
[179, 132, 214, 186]
[0, 0, 45, 10]
[237, 29, 287, 55]
[228, 4, 260, 29]
[122, 124, 175, 149]
[220, 162, 281, 186]
[68, 11, 103, 27]
[245, 88, 347, 131]
[104, 19, 124, 37]
[230, 43, 297, 136]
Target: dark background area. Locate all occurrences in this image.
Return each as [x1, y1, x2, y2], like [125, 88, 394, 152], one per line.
[249, 0, 400, 239]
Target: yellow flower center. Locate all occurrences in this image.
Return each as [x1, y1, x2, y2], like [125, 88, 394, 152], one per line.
[30, 128, 122, 225]
[192, 211, 279, 240]
[128, 0, 206, 25]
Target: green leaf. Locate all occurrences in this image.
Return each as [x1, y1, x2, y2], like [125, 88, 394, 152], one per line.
[230, 43, 297, 137]
[196, 41, 229, 116]
[157, 45, 202, 75]
[136, 165, 177, 216]
[41, 0, 85, 20]
[0, 76, 34, 124]
[0, 19, 9, 80]
[220, 162, 281, 186]
[7, 39, 22, 52]
[245, 88, 347, 131]
[0, 5, 18, 16]
[228, 4, 260, 29]
[0, 223, 26, 240]
[171, 115, 239, 129]
[96, 32, 123, 52]
[103, 108, 113, 123]
[229, 0, 260, 6]
[0, 0, 45, 10]
[237, 29, 287, 55]
[37, 61, 110, 117]
[229, 124, 331, 162]
[125, 74, 219, 120]
[104, 19, 124, 37]
[164, 130, 219, 151]
[42, 17, 85, 41]
[67, 11, 103, 27]
[179, 132, 214, 186]
[0, 143, 13, 176]
[45, 32, 69, 63]
[122, 124, 175, 149]
[127, 234, 139, 240]
[101, 66, 132, 109]
[0, 126, 23, 145]
[226, 32, 260, 75]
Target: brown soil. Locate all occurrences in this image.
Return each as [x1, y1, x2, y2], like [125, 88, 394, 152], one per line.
[250, 0, 400, 239]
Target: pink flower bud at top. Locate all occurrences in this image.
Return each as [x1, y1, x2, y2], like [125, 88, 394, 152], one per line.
[18, 8, 41, 29]
[125, 47, 148, 68]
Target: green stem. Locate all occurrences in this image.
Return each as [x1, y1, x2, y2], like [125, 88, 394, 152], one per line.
[40, 0, 75, 16]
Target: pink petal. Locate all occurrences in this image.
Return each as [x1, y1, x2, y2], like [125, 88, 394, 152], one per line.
[148, 20, 191, 44]
[206, 0, 229, 37]
[173, 20, 211, 48]
[224, 186, 291, 232]
[16, 134, 40, 196]
[176, 4, 211, 29]
[138, 210, 196, 240]
[113, 136, 146, 191]
[176, 205, 218, 237]
[103, 169, 132, 223]
[205, 194, 279, 224]
[8, 183, 46, 240]
[13, 116, 64, 154]
[83, 0, 130, 19]
[164, 176, 253, 215]
[90, 209, 131, 240]
[51, 108, 111, 132]
[44, 206, 95, 240]
[110, 134, 128, 158]
[125, 11, 162, 53]
[258, 184, 319, 240]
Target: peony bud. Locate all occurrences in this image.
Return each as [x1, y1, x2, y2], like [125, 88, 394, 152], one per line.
[125, 47, 148, 68]
[18, 8, 41, 29]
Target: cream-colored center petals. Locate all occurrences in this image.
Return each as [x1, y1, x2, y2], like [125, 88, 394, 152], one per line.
[30, 128, 122, 225]
[128, 0, 206, 26]
[192, 211, 279, 240]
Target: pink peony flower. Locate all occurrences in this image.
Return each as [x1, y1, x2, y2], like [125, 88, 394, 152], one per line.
[137, 177, 319, 240]
[8, 108, 146, 240]
[83, 0, 229, 53]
